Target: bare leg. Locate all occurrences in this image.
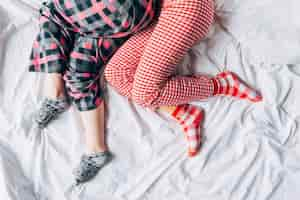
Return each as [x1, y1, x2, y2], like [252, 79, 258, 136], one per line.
[158, 106, 176, 113]
[44, 73, 66, 98]
[45, 74, 107, 153]
[44, 73, 107, 153]
[73, 102, 111, 184]
[79, 101, 108, 153]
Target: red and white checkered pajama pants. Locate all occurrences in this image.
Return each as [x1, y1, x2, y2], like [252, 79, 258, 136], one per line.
[105, 0, 215, 108]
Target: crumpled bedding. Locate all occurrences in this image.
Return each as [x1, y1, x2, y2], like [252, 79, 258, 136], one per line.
[0, 0, 300, 199]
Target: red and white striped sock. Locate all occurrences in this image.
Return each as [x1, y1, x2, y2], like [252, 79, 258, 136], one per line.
[212, 71, 263, 102]
[170, 104, 204, 157]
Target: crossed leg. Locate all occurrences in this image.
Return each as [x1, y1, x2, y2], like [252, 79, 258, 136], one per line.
[104, 0, 216, 156]
[105, 0, 262, 156]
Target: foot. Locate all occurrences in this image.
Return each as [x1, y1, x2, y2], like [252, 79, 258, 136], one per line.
[170, 104, 204, 157]
[212, 71, 263, 102]
[34, 97, 69, 129]
[73, 151, 113, 185]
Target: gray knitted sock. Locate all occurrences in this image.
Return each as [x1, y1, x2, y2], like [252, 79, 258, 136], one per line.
[35, 97, 69, 129]
[73, 151, 113, 184]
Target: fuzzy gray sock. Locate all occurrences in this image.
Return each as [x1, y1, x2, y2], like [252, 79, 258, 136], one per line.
[35, 97, 69, 129]
[73, 151, 113, 184]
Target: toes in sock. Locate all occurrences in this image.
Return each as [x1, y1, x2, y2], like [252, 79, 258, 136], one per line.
[170, 104, 204, 157]
[73, 151, 113, 184]
[212, 71, 263, 102]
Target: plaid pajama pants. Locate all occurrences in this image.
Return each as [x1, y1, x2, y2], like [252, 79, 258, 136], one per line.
[104, 0, 215, 108]
[29, 0, 157, 111]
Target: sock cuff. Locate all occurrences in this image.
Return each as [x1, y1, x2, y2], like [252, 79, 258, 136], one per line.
[171, 104, 188, 118]
[211, 78, 219, 95]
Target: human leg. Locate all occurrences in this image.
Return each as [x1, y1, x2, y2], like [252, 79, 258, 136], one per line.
[65, 36, 128, 183]
[105, 23, 205, 157]
[29, 10, 74, 128]
[105, 0, 261, 157]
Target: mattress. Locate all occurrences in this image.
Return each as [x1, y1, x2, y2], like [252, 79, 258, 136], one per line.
[0, 0, 300, 199]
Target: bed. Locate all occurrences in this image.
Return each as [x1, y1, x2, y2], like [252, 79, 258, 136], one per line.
[0, 0, 300, 199]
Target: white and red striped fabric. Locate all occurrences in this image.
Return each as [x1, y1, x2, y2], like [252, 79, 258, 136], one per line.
[170, 104, 204, 157]
[212, 71, 263, 102]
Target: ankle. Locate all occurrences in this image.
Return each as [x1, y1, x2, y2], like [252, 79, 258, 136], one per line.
[45, 74, 66, 99]
[87, 145, 108, 154]
[46, 89, 66, 99]
[170, 104, 188, 119]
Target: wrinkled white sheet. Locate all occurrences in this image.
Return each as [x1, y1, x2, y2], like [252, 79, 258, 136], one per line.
[0, 0, 300, 199]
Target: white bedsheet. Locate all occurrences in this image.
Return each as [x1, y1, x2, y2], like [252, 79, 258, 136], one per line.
[0, 0, 300, 199]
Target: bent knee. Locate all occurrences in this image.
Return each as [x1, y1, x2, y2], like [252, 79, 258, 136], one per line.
[131, 87, 160, 108]
[104, 63, 136, 97]
[105, 60, 134, 83]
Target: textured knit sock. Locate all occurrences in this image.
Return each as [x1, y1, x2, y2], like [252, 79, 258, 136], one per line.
[73, 151, 113, 185]
[170, 104, 204, 157]
[212, 71, 263, 102]
[35, 97, 69, 129]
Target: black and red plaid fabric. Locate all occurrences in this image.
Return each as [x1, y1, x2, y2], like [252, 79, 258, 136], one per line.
[29, 0, 158, 111]
[50, 0, 157, 37]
